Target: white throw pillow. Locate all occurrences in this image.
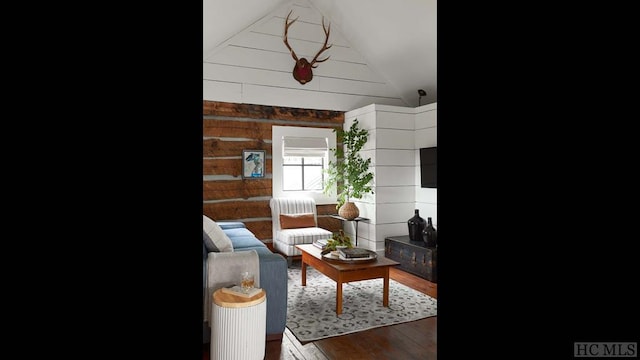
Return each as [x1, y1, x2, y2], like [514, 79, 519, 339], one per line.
[203, 215, 234, 252]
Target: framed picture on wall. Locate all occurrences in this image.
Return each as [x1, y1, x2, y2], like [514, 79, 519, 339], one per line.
[242, 150, 266, 179]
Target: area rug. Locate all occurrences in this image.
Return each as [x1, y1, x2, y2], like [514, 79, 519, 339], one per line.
[286, 264, 437, 343]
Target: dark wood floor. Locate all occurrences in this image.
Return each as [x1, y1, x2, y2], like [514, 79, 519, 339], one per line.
[205, 266, 437, 360]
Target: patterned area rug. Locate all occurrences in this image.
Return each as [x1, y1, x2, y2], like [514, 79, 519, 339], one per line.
[286, 264, 437, 343]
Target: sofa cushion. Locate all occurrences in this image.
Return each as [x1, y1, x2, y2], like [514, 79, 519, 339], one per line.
[217, 222, 247, 230]
[203, 230, 220, 252]
[223, 227, 266, 249]
[237, 246, 273, 256]
[279, 213, 316, 229]
[231, 236, 267, 250]
[203, 215, 234, 252]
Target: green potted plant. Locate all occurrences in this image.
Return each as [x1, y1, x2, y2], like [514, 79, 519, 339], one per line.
[323, 118, 374, 220]
[322, 230, 354, 255]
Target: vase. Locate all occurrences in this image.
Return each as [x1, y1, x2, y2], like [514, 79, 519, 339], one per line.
[422, 217, 437, 247]
[407, 209, 426, 242]
[338, 201, 359, 220]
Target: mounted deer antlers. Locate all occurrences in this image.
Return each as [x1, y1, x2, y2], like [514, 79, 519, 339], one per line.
[283, 10, 332, 85]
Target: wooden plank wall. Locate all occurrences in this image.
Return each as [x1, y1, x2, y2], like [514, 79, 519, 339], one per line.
[203, 101, 345, 244]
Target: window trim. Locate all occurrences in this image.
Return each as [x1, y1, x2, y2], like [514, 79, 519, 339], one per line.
[272, 126, 336, 205]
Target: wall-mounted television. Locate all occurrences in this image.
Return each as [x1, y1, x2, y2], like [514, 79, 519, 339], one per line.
[420, 147, 437, 188]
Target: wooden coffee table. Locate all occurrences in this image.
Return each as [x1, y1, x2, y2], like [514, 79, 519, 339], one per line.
[295, 244, 400, 315]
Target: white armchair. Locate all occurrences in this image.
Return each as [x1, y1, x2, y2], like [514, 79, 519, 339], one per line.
[269, 197, 333, 265]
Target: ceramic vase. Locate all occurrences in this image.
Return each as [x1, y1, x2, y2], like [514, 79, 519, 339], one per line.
[407, 209, 426, 242]
[422, 217, 437, 247]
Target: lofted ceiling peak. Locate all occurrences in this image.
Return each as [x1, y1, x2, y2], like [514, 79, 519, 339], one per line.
[203, 0, 436, 109]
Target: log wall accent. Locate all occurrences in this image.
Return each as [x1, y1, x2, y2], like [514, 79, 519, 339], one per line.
[203, 179, 272, 201]
[203, 139, 271, 157]
[203, 101, 344, 244]
[203, 200, 272, 219]
[204, 102, 344, 123]
[203, 158, 273, 177]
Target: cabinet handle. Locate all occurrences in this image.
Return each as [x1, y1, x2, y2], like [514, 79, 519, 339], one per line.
[422, 254, 427, 266]
[411, 252, 417, 265]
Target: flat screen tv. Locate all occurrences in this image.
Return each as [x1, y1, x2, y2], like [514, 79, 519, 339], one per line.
[420, 147, 437, 188]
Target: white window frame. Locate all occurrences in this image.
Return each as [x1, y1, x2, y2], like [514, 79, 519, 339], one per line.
[272, 125, 336, 205]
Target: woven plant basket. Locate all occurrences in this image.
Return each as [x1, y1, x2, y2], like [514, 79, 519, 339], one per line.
[338, 201, 360, 220]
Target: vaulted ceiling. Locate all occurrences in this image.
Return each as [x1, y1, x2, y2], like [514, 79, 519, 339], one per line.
[203, 0, 437, 107]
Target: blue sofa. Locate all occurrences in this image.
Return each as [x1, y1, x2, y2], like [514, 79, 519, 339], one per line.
[203, 221, 288, 343]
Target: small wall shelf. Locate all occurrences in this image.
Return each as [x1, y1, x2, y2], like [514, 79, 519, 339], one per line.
[329, 215, 369, 247]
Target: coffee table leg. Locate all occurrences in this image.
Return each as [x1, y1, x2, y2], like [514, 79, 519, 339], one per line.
[301, 258, 307, 286]
[383, 270, 390, 307]
[336, 282, 343, 315]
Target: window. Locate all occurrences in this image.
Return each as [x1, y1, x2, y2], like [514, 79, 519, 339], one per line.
[272, 126, 336, 204]
[282, 137, 327, 191]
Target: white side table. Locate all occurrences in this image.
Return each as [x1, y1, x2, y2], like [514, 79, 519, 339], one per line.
[211, 288, 266, 360]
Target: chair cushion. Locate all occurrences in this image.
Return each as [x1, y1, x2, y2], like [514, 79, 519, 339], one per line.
[203, 215, 234, 252]
[279, 213, 316, 229]
[276, 227, 333, 246]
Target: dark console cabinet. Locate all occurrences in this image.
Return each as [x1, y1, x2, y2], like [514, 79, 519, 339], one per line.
[385, 235, 437, 283]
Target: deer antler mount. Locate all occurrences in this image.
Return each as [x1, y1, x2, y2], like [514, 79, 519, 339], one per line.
[283, 10, 332, 85]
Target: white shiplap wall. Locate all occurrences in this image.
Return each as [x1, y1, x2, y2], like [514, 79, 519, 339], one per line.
[203, 0, 407, 111]
[344, 103, 437, 251]
[414, 104, 438, 228]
